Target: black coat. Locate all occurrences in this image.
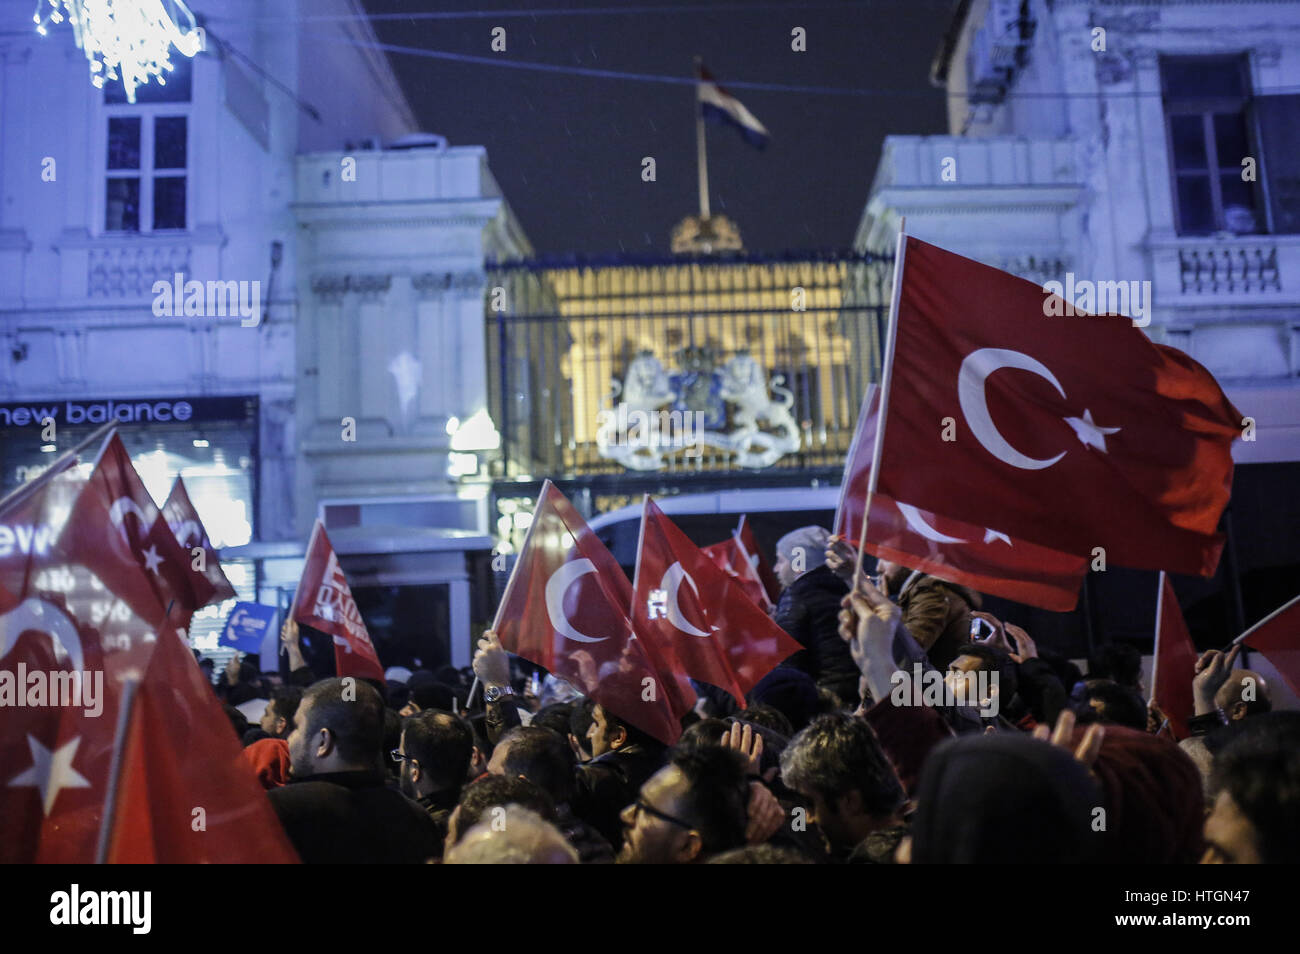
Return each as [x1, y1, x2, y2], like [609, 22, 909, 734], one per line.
[268, 769, 442, 863]
[774, 566, 859, 704]
[571, 743, 665, 849]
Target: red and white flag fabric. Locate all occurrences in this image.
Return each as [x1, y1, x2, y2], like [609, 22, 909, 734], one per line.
[60, 433, 198, 637]
[1150, 573, 1198, 740]
[0, 434, 177, 862]
[292, 520, 384, 683]
[492, 481, 690, 746]
[873, 236, 1242, 577]
[835, 384, 1089, 611]
[737, 515, 781, 604]
[701, 535, 773, 612]
[103, 626, 298, 863]
[162, 476, 237, 609]
[1235, 593, 1300, 697]
[633, 498, 802, 703]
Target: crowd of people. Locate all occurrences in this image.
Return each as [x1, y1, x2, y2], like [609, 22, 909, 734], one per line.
[210, 526, 1299, 864]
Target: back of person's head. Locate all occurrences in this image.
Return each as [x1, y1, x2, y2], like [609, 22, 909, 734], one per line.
[1207, 712, 1300, 863]
[733, 704, 793, 738]
[669, 745, 749, 855]
[406, 670, 456, 712]
[224, 704, 249, 741]
[444, 805, 578, 864]
[270, 686, 303, 727]
[1082, 724, 1205, 863]
[531, 703, 574, 737]
[912, 733, 1100, 863]
[452, 775, 556, 844]
[404, 709, 474, 792]
[674, 718, 730, 753]
[749, 667, 820, 731]
[707, 844, 813, 864]
[1214, 669, 1272, 719]
[780, 712, 904, 818]
[299, 677, 385, 769]
[1071, 679, 1148, 730]
[498, 726, 576, 804]
[1088, 643, 1142, 689]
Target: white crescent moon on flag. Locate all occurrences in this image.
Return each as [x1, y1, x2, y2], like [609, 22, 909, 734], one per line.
[0, 597, 85, 670]
[896, 503, 968, 544]
[663, 562, 711, 638]
[958, 348, 1068, 471]
[545, 559, 608, 643]
[109, 497, 151, 548]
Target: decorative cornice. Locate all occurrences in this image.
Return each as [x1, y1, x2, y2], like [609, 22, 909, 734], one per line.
[411, 271, 484, 297]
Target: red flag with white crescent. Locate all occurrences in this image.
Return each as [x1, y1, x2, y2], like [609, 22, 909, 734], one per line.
[874, 236, 1240, 577]
[0, 435, 168, 862]
[835, 383, 1089, 611]
[291, 521, 384, 683]
[633, 498, 802, 703]
[701, 536, 773, 612]
[492, 481, 688, 746]
[162, 476, 237, 608]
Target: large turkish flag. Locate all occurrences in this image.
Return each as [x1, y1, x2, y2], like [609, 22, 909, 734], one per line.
[835, 384, 1089, 611]
[875, 237, 1241, 576]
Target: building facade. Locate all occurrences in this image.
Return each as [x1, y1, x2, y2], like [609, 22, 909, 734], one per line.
[858, 0, 1300, 646]
[0, 0, 527, 667]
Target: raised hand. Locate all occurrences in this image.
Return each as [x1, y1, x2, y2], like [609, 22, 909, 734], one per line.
[1192, 644, 1241, 714]
[744, 781, 784, 845]
[1002, 622, 1038, 663]
[1032, 708, 1104, 771]
[722, 721, 764, 777]
[824, 535, 857, 582]
[473, 630, 512, 688]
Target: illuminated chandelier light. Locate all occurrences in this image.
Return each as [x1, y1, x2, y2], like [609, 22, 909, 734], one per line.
[33, 0, 204, 104]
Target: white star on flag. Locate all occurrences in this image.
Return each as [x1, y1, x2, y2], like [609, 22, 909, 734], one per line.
[7, 735, 92, 817]
[141, 544, 164, 574]
[983, 529, 1012, 545]
[1064, 409, 1121, 452]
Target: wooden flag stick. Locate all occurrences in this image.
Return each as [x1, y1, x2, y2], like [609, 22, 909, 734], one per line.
[853, 217, 907, 589]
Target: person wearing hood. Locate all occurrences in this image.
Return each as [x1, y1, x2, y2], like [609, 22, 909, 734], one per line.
[772, 526, 860, 707]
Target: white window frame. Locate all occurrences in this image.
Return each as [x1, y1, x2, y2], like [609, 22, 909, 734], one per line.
[96, 83, 193, 235]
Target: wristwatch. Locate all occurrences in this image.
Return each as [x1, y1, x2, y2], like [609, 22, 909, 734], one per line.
[484, 685, 516, 703]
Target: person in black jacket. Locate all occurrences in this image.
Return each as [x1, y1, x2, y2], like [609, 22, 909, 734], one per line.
[571, 702, 666, 849]
[269, 677, 441, 864]
[772, 526, 859, 707]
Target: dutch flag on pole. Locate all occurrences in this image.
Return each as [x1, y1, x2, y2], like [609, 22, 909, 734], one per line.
[698, 64, 770, 149]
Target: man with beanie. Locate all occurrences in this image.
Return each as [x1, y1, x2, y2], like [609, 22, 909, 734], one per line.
[773, 525, 859, 707]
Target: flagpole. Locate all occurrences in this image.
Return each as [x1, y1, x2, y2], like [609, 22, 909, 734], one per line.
[0, 420, 117, 513]
[94, 675, 140, 863]
[1149, 571, 1166, 708]
[1230, 592, 1300, 648]
[694, 56, 710, 219]
[853, 218, 907, 586]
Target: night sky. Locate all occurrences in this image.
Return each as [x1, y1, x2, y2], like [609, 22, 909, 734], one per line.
[358, 0, 952, 256]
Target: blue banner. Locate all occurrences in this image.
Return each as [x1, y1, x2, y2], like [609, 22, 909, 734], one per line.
[220, 602, 278, 655]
